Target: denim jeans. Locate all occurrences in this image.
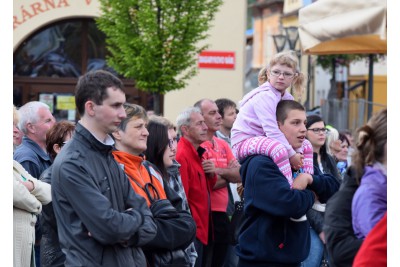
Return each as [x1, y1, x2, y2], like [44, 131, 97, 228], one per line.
[223, 244, 239, 267]
[301, 228, 324, 267]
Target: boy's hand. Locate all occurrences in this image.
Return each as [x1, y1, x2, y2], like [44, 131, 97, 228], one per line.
[292, 173, 313, 190]
[290, 153, 304, 170]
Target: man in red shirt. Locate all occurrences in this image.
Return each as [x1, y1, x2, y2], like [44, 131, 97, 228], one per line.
[176, 106, 217, 267]
[195, 99, 241, 267]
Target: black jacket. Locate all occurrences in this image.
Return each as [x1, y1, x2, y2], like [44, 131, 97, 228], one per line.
[323, 167, 363, 267]
[39, 165, 64, 267]
[306, 154, 342, 234]
[51, 123, 157, 267]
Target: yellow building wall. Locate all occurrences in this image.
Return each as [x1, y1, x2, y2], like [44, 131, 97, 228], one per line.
[163, 0, 247, 123]
[348, 75, 387, 126]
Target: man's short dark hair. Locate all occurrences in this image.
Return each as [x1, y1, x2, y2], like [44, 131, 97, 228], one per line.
[276, 100, 305, 124]
[215, 98, 237, 118]
[75, 70, 125, 116]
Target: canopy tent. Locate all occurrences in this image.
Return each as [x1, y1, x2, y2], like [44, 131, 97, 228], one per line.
[298, 0, 387, 118]
[298, 0, 386, 55]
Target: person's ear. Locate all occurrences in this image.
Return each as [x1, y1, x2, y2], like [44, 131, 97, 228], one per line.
[180, 125, 188, 136]
[85, 101, 96, 116]
[26, 122, 35, 134]
[277, 121, 282, 129]
[111, 129, 122, 141]
[53, 143, 62, 155]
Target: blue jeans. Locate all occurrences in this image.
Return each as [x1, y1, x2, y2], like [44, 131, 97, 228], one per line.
[301, 228, 324, 267]
[223, 244, 239, 267]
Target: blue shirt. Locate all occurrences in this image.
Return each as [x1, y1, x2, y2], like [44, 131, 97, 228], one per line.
[13, 136, 51, 178]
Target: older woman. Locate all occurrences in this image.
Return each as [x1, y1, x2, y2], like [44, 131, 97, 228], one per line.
[13, 105, 52, 267]
[39, 120, 76, 267]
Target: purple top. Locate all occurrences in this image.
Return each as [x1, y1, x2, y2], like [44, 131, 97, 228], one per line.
[231, 81, 296, 157]
[352, 163, 387, 239]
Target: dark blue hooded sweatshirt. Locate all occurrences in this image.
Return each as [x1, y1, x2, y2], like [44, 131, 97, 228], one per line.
[235, 155, 339, 267]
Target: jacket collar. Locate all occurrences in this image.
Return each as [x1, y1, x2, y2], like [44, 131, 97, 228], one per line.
[75, 122, 114, 154]
[20, 136, 50, 161]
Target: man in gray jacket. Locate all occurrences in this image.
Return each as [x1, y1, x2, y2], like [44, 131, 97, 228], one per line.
[51, 70, 157, 266]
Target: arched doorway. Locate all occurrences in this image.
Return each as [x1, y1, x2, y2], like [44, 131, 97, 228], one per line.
[13, 18, 159, 120]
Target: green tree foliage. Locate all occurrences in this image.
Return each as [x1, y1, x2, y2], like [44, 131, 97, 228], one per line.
[96, 0, 223, 113]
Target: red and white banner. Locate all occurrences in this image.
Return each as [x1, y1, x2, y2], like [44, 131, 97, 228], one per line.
[198, 51, 235, 69]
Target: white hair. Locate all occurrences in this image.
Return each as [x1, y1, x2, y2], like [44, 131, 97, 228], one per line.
[176, 106, 202, 136]
[17, 101, 51, 134]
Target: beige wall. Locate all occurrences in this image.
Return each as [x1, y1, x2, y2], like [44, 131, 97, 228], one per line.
[14, 0, 247, 124]
[163, 0, 247, 123]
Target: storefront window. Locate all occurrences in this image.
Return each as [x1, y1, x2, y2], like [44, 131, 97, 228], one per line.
[13, 19, 117, 77]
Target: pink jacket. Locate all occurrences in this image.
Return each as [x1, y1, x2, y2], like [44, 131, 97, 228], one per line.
[231, 81, 296, 157]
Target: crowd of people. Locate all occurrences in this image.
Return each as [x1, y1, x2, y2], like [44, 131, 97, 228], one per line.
[13, 50, 387, 267]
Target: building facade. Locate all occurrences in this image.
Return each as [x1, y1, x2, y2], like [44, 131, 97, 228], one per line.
[13, 0, 247, 123]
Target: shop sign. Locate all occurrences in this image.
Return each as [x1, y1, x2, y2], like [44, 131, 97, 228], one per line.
[198, 51, 235, 69]
[13, 0, 96, 30]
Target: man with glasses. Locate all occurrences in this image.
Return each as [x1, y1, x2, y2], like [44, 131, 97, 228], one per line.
[14, 101, 56, 267]
[194, 99, 241, 267]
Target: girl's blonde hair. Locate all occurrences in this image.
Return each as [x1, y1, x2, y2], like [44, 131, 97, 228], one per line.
[258, 50, 306, 100]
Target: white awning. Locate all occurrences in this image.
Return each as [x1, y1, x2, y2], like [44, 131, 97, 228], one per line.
[298, 0, 387, 55]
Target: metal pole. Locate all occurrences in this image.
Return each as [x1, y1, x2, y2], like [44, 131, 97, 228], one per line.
[367, 54, 374, 119]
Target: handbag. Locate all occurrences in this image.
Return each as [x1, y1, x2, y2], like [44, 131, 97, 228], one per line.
[320, 245, 330, 267]
[228, 199, 245, 245]
[142, 177, 191, 267]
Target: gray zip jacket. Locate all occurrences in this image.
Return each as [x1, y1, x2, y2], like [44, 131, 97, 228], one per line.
[51, 122, 157, 266]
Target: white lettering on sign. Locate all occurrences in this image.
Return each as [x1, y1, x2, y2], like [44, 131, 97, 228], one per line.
[198, 51, 235, 69]
[198, 56, 235, 64]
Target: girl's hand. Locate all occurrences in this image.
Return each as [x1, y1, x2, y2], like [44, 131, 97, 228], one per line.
[289, 153, 304, 170]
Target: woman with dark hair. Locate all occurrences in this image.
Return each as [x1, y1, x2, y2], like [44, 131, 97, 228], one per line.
[40, 120, 76, 267]
[145, 117, 197, 266]
[302, 115, 341, 267]
[145, 120, 171, 179]
[306, 115, 342, 180]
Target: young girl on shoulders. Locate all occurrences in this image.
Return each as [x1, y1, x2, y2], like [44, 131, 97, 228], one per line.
[231, 50, 313, 187]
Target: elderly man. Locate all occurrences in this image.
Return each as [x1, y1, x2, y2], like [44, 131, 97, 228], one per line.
[14, 101, 56, 267]
[176, 106, 217, 267]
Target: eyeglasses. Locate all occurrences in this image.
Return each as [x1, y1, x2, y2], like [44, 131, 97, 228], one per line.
[307, 128, 328, 134]
[269, 70, 296, 79]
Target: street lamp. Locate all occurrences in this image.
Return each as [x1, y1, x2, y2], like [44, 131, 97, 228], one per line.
[272, 34, 287, 53]
[272, 26, 300, 59]
[285, 26, 299, 52]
